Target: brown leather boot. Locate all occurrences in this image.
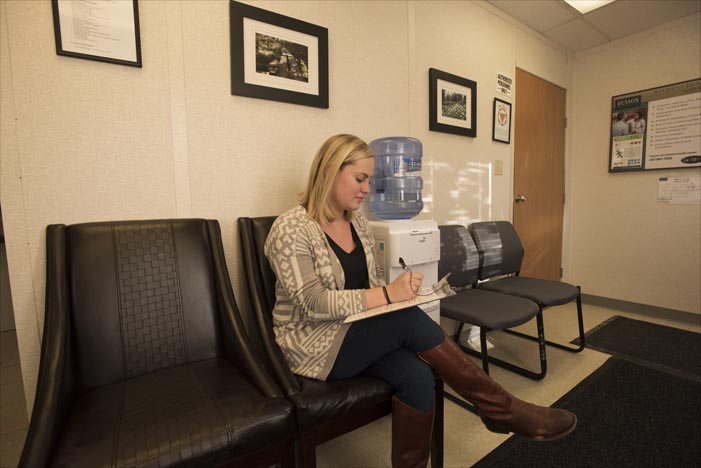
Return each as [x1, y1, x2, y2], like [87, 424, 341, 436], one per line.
[418, 333, 576, 442]
[391, 396, 434, 468]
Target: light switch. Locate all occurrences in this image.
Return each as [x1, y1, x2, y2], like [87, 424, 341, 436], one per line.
[494, 160, 504, 176]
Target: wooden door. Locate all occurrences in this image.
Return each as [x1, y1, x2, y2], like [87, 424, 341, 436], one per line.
[513, 69, 566, 280]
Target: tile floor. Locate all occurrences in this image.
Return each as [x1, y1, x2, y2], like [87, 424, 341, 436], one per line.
[0, 302, 698, 468]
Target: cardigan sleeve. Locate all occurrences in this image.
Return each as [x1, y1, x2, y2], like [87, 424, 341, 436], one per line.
[265, 210, 367, 321]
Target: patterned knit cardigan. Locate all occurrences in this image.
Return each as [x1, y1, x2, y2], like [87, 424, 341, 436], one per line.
[264, 205, 383, 380]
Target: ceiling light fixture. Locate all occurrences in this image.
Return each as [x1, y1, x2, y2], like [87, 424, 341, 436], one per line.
[563, 0, 616, 14]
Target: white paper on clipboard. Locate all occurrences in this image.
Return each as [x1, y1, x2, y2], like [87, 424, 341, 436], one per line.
[344, 274, 454, 323]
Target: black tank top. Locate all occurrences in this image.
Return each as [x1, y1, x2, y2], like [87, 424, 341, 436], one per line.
[325, 224, 369, 290]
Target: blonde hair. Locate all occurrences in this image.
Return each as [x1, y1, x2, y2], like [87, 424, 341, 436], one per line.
[300, 134, 374, 225]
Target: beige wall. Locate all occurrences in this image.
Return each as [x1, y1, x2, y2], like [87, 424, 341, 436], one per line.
[566, 14, 701, 314]
[2, 0, 571, 411]
[4, 0, 695, 413]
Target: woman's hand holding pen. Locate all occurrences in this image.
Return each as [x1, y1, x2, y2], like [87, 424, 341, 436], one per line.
[386, 270, 423, 303]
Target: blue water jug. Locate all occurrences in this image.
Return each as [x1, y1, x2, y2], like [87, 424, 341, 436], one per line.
[369, 137, 423, 220]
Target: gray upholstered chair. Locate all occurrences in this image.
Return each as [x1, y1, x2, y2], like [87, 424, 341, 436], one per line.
[20, 219, 295, 468]
[438, 224, 542, 389]
[468, 221, 586, 380]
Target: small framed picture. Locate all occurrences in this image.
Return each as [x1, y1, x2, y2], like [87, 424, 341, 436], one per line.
[51, 0, 142, 67]
[429, 68, 477, 137]
[492, 98, 512, 144]
[229, 0, 329, 108]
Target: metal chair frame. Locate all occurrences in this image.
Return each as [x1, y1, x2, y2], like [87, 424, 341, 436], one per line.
[466, 221, 586, 382]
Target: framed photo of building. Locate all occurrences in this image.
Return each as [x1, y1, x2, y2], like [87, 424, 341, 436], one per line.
[429, 68, 477, 137]
[229, 1, 329, 108]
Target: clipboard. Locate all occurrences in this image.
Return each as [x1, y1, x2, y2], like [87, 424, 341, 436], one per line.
[344, 274, 454, 323]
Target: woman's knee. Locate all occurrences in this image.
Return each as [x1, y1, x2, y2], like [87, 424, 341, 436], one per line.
[399, 307, 445, 350]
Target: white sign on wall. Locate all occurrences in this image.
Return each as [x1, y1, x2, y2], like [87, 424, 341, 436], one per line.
[657, 176, 701, 204]
[496, 73, 512, 97]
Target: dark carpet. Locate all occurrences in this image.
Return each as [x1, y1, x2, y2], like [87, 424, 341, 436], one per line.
[573, 315, 701, 380]
[472, 357, 701, 468]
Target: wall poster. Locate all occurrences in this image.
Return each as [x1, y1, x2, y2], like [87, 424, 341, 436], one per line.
[609, 78, 700, 173]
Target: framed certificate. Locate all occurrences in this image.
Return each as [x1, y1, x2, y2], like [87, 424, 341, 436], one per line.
[492, 98, 512, 144]
[51, 0, 142, 67]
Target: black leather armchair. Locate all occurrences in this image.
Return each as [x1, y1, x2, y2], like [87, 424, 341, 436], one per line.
[238, 216, 444, 468]
[20, 219, 295, 468]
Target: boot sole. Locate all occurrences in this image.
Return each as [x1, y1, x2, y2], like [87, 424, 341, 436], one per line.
[528, 415, 578, 442]
[485, 415, 578, 442]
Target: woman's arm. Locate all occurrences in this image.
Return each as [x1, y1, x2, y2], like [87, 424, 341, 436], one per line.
[364, 270, 423, 308]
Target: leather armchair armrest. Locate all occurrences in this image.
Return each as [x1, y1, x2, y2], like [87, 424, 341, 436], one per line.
[20, 225, 77, 468]
[206, 220, 283, 399]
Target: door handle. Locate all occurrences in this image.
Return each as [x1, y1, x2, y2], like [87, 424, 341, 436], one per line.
[514, 194, 527, 203]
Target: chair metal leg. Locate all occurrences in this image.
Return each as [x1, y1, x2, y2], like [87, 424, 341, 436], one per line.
[443, 329, 479, 414]
[480, 329, 490, 374]
[502, 288, 586, 353]
[431, 378, 444, 468]
[451, 317, 548, 384]
[452, 324, 492, 374]
[461, 314, 547, 381]
[443, 313, 550, 419]
[452, 322, 465, 345]
[444, 390, 477, 414]
[444, 318, 547, 410]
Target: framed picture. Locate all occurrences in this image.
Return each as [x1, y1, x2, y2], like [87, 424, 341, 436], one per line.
[492, 98, 512, 144]
[51, 0, 142, 67]
[429, 68, 477, 137]
[608, 78, 700, 173]
[230, 1, 329, 108]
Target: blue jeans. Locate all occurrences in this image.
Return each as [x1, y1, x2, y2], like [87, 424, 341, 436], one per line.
[327, 307, 445, 412]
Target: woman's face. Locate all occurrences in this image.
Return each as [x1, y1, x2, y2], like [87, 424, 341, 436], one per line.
[328, 157, 374, 217]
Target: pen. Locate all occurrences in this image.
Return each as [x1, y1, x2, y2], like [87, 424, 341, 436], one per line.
[399, 257, 408, 270]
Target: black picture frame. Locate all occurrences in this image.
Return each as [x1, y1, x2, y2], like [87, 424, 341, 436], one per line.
[492, 97, 512, 144]
[229, 0, 329, 108]
[51, 0, 142, 67]
[429, 68, 477, 137]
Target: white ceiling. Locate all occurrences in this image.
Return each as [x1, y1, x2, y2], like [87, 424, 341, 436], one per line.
[486, 0, 701, 54]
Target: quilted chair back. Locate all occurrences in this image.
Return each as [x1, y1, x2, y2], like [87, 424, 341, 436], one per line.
[65, 219, 223, 390]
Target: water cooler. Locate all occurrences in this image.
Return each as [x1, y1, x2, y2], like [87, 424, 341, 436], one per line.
[370, 220, 441, 323]
[367, 137, 441, 324]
